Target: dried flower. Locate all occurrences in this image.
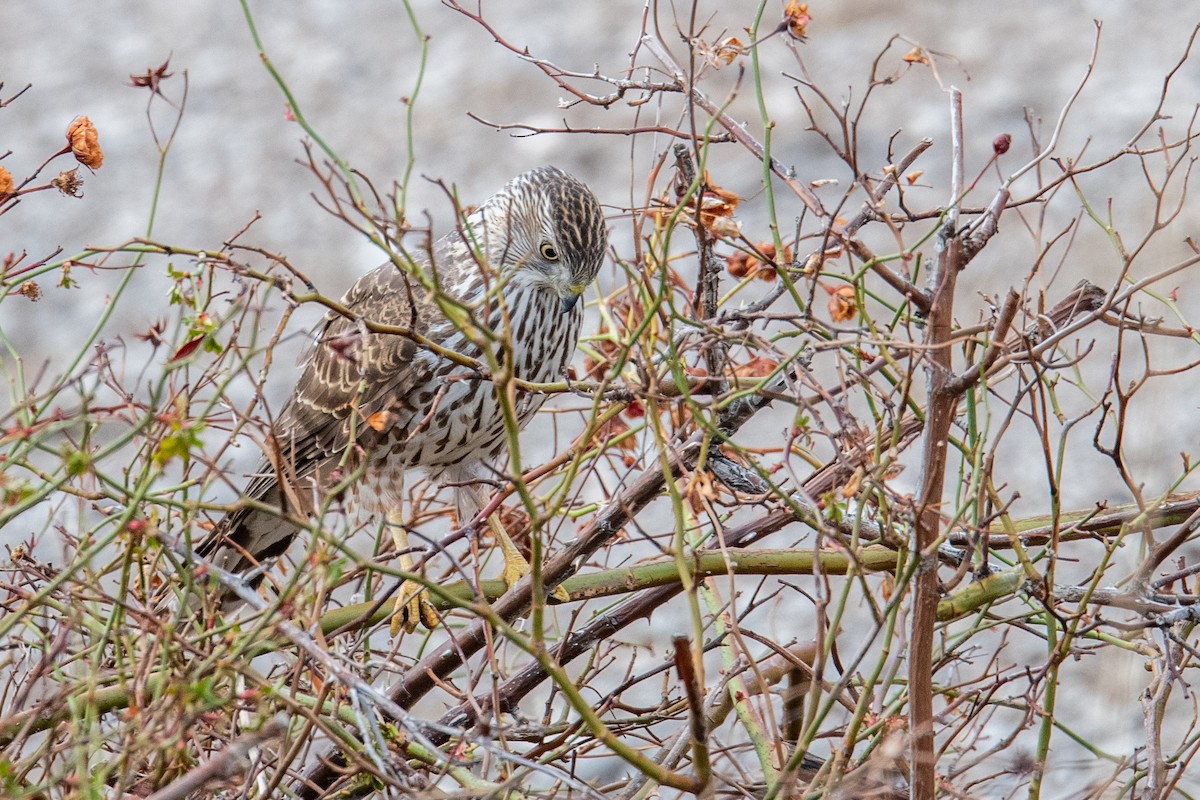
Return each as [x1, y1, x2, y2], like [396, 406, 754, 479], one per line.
[51, 169, 84, 197]
[902, 47, 930, 65]
[66, 116, 104, 169]
[0, 166, 12, 198]
[128, 58, 174, 96]
[827, 285, 858, 322]
[698, 36, 745, 68]
[732, 356, 780, 378]
[993, 133, 1012, 155]
[783, 2, 811, 40]
[694, 173, 740, 235]
[752, 241, 791, 281]
[17, 281, 41, 301]
[136, 318, 167, 349]
[726, 251, 753, 279]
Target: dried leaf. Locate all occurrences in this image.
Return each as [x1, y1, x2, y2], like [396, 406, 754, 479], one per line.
[703, 173, 740, 207]
[365, 410, 396, 432]
[707, 215, 741, 238]
[841, 466, 864, 498]
[685, 469, 719, 514]
[170, 336, 204, 361]
[591, 415, 638, 451]
[880, 572, 895, 602]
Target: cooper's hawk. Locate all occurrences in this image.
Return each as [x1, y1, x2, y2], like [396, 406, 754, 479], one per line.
[196, 166, 606, 630]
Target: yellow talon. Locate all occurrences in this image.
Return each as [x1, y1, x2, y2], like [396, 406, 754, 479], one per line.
[488, 513, 570, 603]
[386, 509, 439, 634]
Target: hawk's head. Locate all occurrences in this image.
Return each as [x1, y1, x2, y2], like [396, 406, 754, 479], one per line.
[477, 166, 606, 314]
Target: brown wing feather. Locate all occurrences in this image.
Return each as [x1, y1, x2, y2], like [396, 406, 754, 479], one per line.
[198, 262, 432, 573]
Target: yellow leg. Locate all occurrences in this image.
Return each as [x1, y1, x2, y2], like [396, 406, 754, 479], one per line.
[486, 512, 569, 603]
[386, 509, 439, 634]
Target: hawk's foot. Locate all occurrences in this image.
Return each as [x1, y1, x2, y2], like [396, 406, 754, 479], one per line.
[390, 580, 439, 635]
[490, 513, 570, 603]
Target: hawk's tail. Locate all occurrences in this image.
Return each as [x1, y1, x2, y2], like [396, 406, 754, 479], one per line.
[159, 482, 303, 612]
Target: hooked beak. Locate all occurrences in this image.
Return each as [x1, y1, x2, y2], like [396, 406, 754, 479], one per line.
[560, 294, 582, 314]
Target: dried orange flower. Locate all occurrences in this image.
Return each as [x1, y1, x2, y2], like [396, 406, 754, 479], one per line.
[784, 2, 811, 40]
[52, 169, 84, 197]
[696, 37, 732, 68]
[827, 285, 858, 322]
[726, 251, 753, 279]
[707, 36, 745, 67]
[905, 170, 924, 185]
[695, 174, 741, 236]
[902, 47, 930, 65]
[0, 166, 12, 197]
[732, 356, 780, 379]
[66, 117, 104, 169]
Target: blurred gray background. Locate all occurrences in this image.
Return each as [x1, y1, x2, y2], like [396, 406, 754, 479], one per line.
[7, 2, 1199, 376]
[5, 2, 1200, 794]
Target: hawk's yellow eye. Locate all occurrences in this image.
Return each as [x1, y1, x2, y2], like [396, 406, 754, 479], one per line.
[540, 242, 560, 262]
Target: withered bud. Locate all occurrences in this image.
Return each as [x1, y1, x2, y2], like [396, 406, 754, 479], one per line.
[993, 133, 1012, 155]
[0, 166, 12, 198]
[17, 281, 42, 301]
[52, 169, 84, 197]
[128, 58, 174, 96]
[66, 116, 104, 169]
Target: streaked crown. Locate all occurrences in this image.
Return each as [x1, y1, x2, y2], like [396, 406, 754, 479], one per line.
[476, 166, 606, 294]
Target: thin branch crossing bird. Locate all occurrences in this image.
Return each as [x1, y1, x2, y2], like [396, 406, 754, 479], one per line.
[195, 166, 606, 631]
